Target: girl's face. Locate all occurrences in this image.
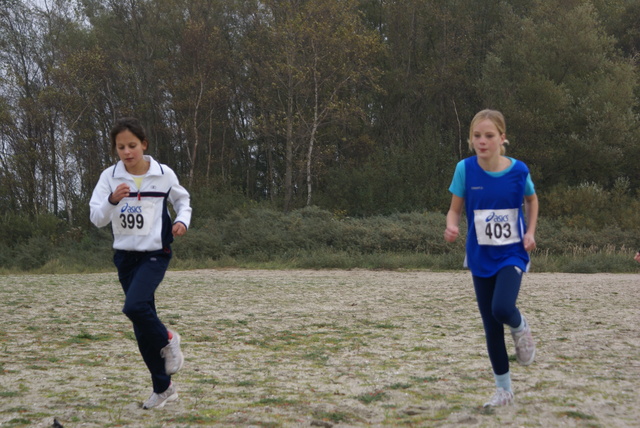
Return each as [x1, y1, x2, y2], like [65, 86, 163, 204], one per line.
[471, 119, 505, 162]
[115, 129, 148, 174]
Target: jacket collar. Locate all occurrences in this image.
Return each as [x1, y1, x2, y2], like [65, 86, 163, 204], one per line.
[112, 155, 164, 178]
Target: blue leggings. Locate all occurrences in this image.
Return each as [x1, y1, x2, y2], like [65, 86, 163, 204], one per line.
[472, 266, 524, 376]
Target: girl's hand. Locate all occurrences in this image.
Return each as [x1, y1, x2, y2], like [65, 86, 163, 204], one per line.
[634, 252, 640, 263]
[109, 183, 130, 204]
[172, 222, 187, 237]
[444, 225, 459, 243]
[523, 232, 536, 252]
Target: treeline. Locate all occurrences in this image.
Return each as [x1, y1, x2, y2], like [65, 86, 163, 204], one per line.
[1, 0, 640, 273]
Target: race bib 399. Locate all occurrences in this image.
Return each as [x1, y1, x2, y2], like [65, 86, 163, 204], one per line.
[473, 208, 521, 246]
[112, 200, 155, 236]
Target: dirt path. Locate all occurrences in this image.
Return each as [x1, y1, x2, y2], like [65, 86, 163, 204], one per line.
[1, 270, 638, 427]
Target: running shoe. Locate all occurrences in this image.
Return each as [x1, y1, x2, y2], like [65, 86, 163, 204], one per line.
[160, 330, 184, 375]
[142, 383, 178, 409]
[511, 317, 536, 366]
[483, 387, 514, 407]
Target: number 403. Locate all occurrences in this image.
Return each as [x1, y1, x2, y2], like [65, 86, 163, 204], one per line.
[485, 222, 511, 239]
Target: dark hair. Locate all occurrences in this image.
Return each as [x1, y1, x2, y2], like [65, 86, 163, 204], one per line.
[110, 117, 148, 155]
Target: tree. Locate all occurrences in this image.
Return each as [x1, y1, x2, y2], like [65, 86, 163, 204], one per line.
[245, 0, 383, 211]
[0, 1, 49, 216]
[480, 1, 638, 189]
[1, 0, 638, 224]
[159, 0, 235, 188]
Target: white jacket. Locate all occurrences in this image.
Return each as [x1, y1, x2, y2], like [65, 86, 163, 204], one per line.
[90, 156, 192, 252]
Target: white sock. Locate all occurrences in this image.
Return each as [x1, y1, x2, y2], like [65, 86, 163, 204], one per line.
[511, 315, 526, 334]
[495, 372, 512, 392]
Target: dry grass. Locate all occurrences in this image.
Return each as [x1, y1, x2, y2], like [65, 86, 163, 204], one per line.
[1, 269, 638, 427]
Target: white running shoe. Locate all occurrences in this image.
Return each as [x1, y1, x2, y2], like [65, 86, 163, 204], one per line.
[160, 330, 184, 375]
[511, 317, 536, 366]
[143, 383, 178, 409]
[483, 387, 514, 407]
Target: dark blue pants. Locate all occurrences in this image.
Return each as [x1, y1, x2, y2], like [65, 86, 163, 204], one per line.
[114, 248, 172, 393]
[472, 266, 524, 376]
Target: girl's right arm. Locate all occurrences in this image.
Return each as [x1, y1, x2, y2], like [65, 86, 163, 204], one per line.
[444, 195, 464, 243]
[89, 170, 116, 228]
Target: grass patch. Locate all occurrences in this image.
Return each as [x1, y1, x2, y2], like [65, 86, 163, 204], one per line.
[25, 365, 48, 371]
[67, 332, 112, 344]
[195, 378, 220, 385]
[302, 349, 330, 364]
[356, 390, 388, 404]
[313, 410, 351, 423]
[171, 414, 222, 424]
[255, 397, 298, 406]
[373, 323, 400, 329]
[411, 376, 441, 383]
[388, 382, 412, 390]
[4, 418, 32, 425]
[558, 410, 597, 420]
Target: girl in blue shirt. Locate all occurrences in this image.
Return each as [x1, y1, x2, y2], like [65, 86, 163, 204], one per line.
[444, 109, 538, 407]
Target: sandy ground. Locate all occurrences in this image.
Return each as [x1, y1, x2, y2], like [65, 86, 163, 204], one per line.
[0, 269, 638, 427]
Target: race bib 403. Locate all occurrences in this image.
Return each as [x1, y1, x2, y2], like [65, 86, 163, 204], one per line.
[473, 208, 521, 246]
[112, 200, 155, 236]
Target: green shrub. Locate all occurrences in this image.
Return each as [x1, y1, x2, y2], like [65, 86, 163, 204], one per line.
[13, 236, 54, 270]
[541, 181, 640, 232]
[189, 187, 254, 224]
[123, 206, 640, 272]
[222, 207, 296, 256]
[536, 218, 637, 254]
[1, 194, 639, 273]
[172, 221, 225, 260]
[169, 206, 461, 263]
[0, 213, 63, 247]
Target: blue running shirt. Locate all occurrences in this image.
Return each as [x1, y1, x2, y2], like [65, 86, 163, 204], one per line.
[448, 156, 533, 277]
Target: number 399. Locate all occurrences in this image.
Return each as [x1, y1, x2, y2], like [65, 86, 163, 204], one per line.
[120, 213, 144, 229]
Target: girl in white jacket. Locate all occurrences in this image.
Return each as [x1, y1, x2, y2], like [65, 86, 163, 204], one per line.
[90, 117, 192, 409]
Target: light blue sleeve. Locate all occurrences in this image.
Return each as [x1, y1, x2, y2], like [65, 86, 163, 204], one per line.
[448, 160, 465, 198]
[525, 173, 535, 196]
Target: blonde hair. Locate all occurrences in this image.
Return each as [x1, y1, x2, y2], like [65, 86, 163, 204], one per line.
[468, 109, 509, 155]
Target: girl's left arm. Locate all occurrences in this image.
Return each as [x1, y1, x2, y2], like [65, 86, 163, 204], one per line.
[523, 193, 538, 252]
[168, 171, 192, 236]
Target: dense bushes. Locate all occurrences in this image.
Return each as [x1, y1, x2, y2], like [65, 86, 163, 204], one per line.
[169, 203, 638, 273]
[175, 207, 465, 260]
[0, 213, 63, 271]
[541, 179, 640, 231]
[1, 187, 639, 273]
[0, 212, 113, 273]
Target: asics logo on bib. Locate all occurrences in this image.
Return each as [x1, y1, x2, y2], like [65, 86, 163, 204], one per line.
[485, 212, 509, 223]
[120, 203, 143, 214]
